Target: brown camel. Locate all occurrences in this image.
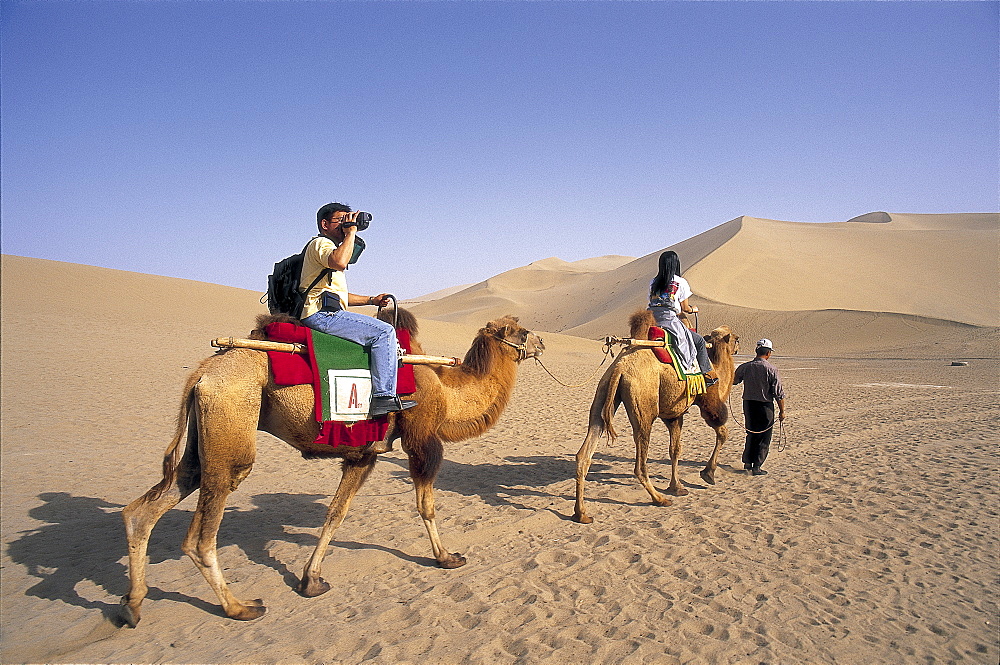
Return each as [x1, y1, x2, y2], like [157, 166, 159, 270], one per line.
[573, 311, 739, 523]
[119, 311, 543, 626]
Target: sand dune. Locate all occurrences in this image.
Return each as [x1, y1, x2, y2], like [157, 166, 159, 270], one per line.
[402, 283, 477, 304]
[410, 212, 999, 357]
[685, 213, 999, 327]
[408, 254, 637, 330]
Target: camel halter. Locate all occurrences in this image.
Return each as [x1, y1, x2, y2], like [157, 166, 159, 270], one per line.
[495, 334, 530, 361]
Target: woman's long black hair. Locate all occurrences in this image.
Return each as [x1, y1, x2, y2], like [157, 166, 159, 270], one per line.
[650, 251, 682, 297]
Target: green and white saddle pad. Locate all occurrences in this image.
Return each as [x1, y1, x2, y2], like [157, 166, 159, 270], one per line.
[311, 330, 373, 422]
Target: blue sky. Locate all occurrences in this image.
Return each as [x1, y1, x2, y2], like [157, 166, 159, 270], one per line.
[2, 0, 997, 299]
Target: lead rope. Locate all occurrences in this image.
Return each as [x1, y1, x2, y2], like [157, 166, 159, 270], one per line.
[727, 389, 788, 452]
[533, 340, 617, 388]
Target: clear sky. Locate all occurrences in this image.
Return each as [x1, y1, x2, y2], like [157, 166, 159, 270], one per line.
[2, 1, 997, 299]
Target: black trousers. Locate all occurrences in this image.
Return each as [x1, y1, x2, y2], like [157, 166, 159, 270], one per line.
[742, 400, 774, 469]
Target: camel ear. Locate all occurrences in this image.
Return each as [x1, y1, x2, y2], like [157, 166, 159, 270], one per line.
[483, 320, 508, 338]
[496, 323, 516, 339]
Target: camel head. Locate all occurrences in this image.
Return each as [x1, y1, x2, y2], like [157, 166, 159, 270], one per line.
[703, 325, 739, 358]
[481, 315, 545, 362]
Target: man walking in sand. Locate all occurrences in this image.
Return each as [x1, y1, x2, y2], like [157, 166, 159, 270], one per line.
[733, 338, 786, 476]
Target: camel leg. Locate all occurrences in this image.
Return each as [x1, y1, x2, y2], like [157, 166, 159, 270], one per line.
[298, 454, 378, 597]
[572, 423, 604, 524]
[626, 405, 672, 506]
[406, 435, 466, 568]
[574, 383, 623, 523]
[663, 416, 689, 496]
[119, 428, 200, 627]
[700, 424, 729, 485]
[180, 382, 264, 621]
[180, 482, 263, 620]
[697, 395, 730, 485]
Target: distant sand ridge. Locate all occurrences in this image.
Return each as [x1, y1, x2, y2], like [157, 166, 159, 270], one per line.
[687, 212, 999, 327]
[409, 212, 999, 357]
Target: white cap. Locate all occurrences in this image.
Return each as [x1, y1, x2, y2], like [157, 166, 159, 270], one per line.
[756, 338, 774, 351]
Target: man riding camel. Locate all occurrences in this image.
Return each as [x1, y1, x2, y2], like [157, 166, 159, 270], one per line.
[299, 202, 415, 418]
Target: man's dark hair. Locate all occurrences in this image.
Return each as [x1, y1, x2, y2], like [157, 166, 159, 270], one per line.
[316, 202, 352, 231]
[755, 346, 771, 356]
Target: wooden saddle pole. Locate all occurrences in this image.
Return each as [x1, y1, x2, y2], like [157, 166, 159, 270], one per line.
[211, 337, 462, 367]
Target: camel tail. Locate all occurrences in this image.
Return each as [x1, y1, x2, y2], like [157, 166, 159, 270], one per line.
[146, 371, 201, 502]
[598, 364, 625, 441]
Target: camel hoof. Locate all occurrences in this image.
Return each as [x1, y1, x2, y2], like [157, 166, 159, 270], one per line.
[297, 577, 331, 598]
[438, 553, 466, 569]
[572, 512, 593, 524]
[666, 487, 689, 497]
[118, 601, 140, 629]
[700, 469, 716, 485]
[230, 601, 267, 621]
[652, 496, 673, 506]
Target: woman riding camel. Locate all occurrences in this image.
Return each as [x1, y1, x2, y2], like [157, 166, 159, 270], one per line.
[648, 250, 717, 386]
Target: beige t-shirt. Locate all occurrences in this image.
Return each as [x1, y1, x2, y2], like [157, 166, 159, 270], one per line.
[299, 236, 350, 319]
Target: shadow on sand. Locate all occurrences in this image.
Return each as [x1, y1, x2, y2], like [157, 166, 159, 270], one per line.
[379, 450, 733, 516]
[8, 451, 734, 622]
[4, 490, 397, 623]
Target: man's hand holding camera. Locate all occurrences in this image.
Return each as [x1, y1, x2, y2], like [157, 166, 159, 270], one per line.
[340, 211, 372, 231]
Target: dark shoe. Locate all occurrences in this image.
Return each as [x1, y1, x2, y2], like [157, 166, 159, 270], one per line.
[744, 463, 753, 471]
[751, 467, 768, 476]
[369, 395, 417, 418]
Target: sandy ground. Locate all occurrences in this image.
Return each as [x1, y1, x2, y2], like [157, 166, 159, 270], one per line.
[2, 255, 998, 664]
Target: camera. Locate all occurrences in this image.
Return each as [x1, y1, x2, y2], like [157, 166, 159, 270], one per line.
[343, 211, 372, 231]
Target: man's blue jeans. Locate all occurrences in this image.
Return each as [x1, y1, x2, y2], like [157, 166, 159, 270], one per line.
[301, 310, 398, 397]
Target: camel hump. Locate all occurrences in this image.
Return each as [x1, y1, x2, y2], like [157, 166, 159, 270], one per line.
[251, 309, 420, 340]
[377, 307, 419, 337]
[252, 313, 300, 339]
[629, 310, 655, 339]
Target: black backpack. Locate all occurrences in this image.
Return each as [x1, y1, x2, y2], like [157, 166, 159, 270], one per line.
[265, 238, 330, 319]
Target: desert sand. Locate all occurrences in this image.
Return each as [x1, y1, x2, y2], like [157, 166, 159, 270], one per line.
[1, 212, 998, 664]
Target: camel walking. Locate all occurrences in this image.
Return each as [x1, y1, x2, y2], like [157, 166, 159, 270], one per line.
[120, 311, 543, 626]
[573, 311, 739, 523]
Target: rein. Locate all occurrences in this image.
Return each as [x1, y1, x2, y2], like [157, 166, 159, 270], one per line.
[498, 331, 617, 388]
[727, 389, 788, 452]
[533, 340, 617, 388]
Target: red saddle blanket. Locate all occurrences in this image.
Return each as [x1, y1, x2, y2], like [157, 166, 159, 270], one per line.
[264, 322, 416, 448]
[647, 326, 675, 365]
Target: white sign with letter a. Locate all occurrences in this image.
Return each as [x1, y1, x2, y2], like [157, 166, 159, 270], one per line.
[327, 369, 372, 422]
